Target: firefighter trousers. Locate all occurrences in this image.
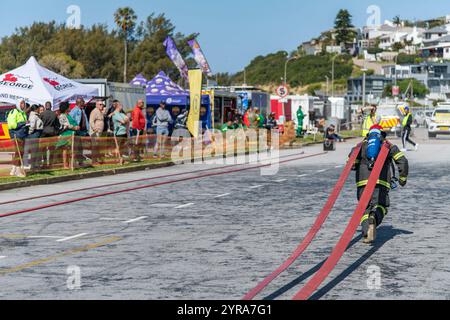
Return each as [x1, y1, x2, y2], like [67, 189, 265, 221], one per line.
[357, 186, 390, 227]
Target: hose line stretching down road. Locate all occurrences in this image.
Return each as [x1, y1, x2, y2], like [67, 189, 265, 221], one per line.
[292, 143, 390, 300]
[243, 144, 362, 300]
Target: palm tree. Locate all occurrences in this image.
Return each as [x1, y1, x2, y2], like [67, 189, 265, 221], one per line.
[393, 15, 402, 27]
[114, 7, 137, 83]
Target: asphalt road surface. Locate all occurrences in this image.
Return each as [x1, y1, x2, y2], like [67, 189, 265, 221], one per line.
[0, 128, 449, 300]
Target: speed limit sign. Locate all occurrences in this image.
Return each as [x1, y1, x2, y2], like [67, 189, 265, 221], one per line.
[276, 85, 289, 98]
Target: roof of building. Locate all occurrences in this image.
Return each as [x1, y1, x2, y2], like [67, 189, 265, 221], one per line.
[348, 75, 391, 81]
[425, 26, 448, 34]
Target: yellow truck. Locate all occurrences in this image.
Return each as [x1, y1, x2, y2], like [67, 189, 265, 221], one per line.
[377, 105, 402, 137]
[0, 105, 14, 141]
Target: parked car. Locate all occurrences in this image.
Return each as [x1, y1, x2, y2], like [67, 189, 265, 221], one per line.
[428, 107, 450, 138]
[414, 110, 434, 128]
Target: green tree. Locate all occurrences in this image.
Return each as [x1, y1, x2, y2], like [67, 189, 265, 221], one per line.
[128, 13, 197, 82]
[334, 9, 356, 46]
[114, 7, 137, 82]
[384, 79, 429, 98]
[39, 53, 85, 78]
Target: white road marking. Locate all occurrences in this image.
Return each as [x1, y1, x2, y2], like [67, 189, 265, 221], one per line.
[316, 169, 328, 173]
[123, 216, 149, 224]
[0, 256, 6, 259]
[335, 165, 344, 168]
[100, 218, 124, 221]
[175, 203, 195, 209]
[214, 193, 231, 199]
[56, 233, 88, 242]
[297, 174, 308, 178]
[27, 236, 63, 239]
[249, 185, 264, 189]
[274, 179, 287, 183]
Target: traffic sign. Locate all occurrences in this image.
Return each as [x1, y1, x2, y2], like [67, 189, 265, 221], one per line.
[276, 85, 289, 98]
[392, 85, 400, 96]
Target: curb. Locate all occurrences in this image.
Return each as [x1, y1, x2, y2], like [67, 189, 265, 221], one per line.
[0, 161, 175, 192]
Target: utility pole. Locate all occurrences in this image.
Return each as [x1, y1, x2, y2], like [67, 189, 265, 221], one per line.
[325, 76, 329, 97]
[362, 68, 368, 108]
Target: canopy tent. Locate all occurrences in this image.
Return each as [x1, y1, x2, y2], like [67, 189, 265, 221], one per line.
[145, 71, 213, 129]
[0, 56, 98, 109]
[130, 73, 148, 87]
[146, 71, 190, 106]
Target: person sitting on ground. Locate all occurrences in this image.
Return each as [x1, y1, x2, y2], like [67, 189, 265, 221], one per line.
[325, 125, 343, 142]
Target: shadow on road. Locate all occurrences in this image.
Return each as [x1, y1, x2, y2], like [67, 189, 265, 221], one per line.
[264, 226, 413, 300]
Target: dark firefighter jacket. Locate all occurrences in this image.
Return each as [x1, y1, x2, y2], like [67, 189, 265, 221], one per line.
[351, 139, 409, 189]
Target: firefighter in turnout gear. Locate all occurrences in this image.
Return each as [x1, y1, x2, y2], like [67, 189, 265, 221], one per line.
[351, 124, 409, 244]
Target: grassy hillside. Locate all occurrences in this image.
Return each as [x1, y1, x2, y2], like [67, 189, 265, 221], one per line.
[231, 51, 354, 89]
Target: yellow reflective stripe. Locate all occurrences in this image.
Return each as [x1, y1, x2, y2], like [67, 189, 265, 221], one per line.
[375, 205, 387, 216]
[393, 152, 405, 161]
[356, 180, 368, 187]
[399, 176, 407, 182]
[361, 214, 369, 224]
[357, 179, 391, 189]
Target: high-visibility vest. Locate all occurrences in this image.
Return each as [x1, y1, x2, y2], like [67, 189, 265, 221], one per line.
[7, 109, 27, 130]
[362, 114, 376, 137]
[402, 113, 412, 128]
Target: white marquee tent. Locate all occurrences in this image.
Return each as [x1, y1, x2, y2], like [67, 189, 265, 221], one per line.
[0, 56, 98, 109]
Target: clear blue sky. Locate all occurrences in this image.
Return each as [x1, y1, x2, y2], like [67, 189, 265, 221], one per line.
[1, 0, 449, 73]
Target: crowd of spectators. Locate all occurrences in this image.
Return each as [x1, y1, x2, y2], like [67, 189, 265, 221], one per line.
[6, 98, 177, 177]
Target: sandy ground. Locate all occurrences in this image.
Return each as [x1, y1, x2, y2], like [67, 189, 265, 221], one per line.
[0, 128, 449, 300]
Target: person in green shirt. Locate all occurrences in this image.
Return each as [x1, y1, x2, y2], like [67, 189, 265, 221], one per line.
[112, 102, 130, 161]
[7, 100, 28, 177]
[296, 107, 305, 137]
[56, 102, 80, 169]
[258, 112, 266, 129]
[221, 120, 234, 133]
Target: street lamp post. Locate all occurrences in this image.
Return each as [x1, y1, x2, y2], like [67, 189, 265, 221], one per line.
[362, 68, 368, 108]
[325, 76, 329, 96]
[331, 53, 341, 98]
[284, 56, 298, 87]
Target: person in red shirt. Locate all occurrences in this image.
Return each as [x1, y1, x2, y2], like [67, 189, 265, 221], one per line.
[131, 100, 146, 161]
[243, 109, 251, 128]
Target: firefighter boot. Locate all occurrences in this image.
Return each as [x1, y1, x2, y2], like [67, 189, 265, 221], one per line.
[361, 213, 370, 242]
[364, 213, 377, 244]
